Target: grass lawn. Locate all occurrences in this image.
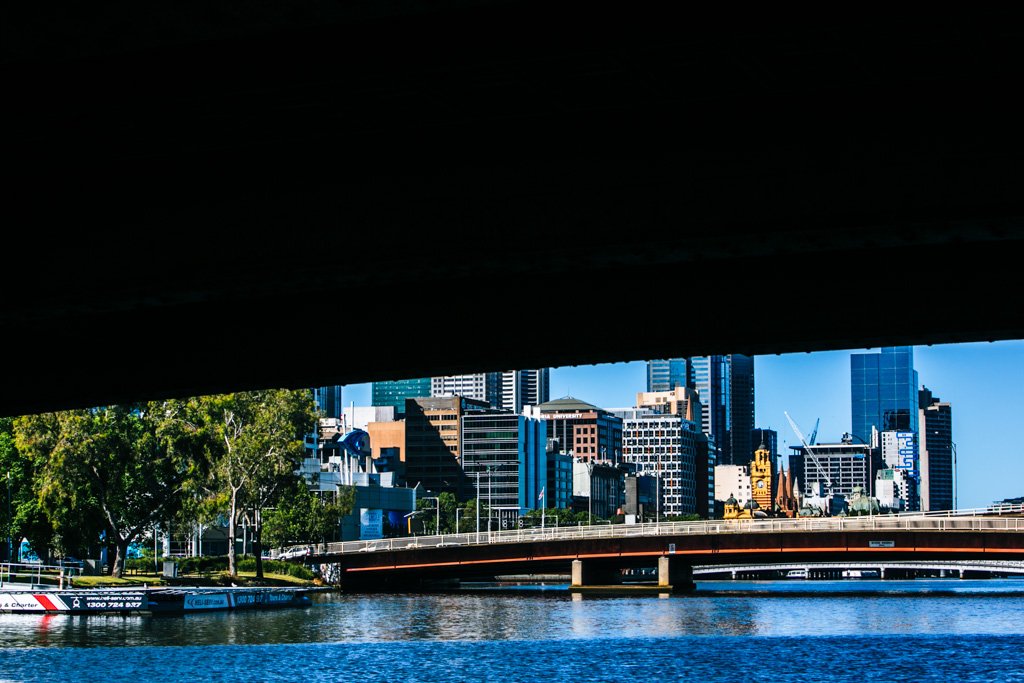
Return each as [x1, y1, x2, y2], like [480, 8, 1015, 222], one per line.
[71, 574, 162, 588]
[71, 572, 312, 588]
[233, 572, 313, 586]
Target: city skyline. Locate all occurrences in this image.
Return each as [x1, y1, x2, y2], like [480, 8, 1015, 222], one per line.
[340, 339, 1024, 510]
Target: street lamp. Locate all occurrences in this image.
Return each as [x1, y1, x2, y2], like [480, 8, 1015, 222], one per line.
[6, 471, 11, 564]
[422, 497, 440, 535]
[946, 440, 954, 509]
[487, 464, 496, 535]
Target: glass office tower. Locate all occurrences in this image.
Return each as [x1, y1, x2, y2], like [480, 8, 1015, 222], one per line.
[371, 378, 433, 416]
[690, 354, 754, 466]
[646, 358, 690, 392]
[850, 346, 919, 446]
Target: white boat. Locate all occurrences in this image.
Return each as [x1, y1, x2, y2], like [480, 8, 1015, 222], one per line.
[786, 569, 808, 579]
[842, 569, 880, 579]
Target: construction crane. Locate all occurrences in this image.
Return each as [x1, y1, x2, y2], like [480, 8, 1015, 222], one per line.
[808, 417, 820, 446]
[784, 411, 833, 495]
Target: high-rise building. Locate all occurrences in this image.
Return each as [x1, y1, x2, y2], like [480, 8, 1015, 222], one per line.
[526, 397, 623, 463]
[343, 405, 395, 432]
[646, 359, 690, 392]
[432, 372, 500, 407]
[403, 396, 488, 496]
[461, 410, 547, 517]
[919, 386, 954, 511]
[851, 347, 920, 446]
[695, 432, 715, 519]
[714, 464, 752, 512]
[313, 385, 343, 419]
[880, 430, 920, 511]
[432, 369, 549, 413]
[789, 439, 882, 500]
[546, 453, 573, 510]
[500, 369, 550, 413]
[690, 355, 755, 466]
[372, 378, 432, 415]
[751, 428, 778, 462]
[636, 387, 703, 425]
[617, 408, 701, 516]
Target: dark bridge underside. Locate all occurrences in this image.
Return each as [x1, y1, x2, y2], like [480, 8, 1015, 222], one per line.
[6, 5, 1024, 416]
[327, 531, 1024, 586]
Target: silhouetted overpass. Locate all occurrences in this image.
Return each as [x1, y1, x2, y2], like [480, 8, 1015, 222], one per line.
[277, 506, 1024, 590]
[6, 6, 1024, 416]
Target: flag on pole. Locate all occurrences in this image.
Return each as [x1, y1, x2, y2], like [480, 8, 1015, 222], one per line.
[538, 487, 545, 502]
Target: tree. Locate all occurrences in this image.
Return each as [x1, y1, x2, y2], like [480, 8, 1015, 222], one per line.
[522, 507, 593, 527]
[0, 417, 49, 561]
[14, 401, 209, 577]
[262, 479, 345, 548]
[201, 389, 314, 578]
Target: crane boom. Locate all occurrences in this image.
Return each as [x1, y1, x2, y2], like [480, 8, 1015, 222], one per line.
[784, 411, 833, 492]
[808, 418, 820, 446]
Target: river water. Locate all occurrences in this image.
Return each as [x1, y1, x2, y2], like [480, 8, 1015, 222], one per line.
[1, 580, 1023, 682]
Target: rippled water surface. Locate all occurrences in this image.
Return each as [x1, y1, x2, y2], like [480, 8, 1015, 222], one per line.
[1, 580, 1023, 682]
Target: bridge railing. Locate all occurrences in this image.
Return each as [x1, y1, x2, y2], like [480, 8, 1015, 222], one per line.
[692, 560, 1024, 574]
[273, 503, 1024, 559]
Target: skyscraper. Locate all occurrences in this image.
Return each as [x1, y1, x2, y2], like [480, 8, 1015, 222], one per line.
[690, 355, 755, 466]
[433, 369, 549, 413]
[919, 386, 954, 511]
[432, 372, 501, 407]
[372, 378, 433, 415]
[851, 347, 920, 446]
[312, 385, 343, 419]
[646, 359, 690, 392]
[500, 368, 550, 413]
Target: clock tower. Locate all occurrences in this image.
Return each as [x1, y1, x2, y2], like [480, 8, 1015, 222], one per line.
[750, 442, 773, 511]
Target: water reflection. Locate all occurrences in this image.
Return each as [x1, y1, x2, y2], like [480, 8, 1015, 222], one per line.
[1, 581, 1024, 650]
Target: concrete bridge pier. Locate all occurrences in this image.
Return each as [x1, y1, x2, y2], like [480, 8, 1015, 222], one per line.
[571, 560, 621, 588]
[880, 567, 886, 580]
[658, 556, 695, 593]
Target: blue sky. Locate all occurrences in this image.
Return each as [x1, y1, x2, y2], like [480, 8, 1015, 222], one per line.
[342, 340, 1024, 509]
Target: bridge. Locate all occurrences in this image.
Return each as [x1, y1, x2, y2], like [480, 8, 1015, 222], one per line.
[276, 506, 1024, 591]
[7, 7, 1024, 417]
[693, 561, 1024, 580]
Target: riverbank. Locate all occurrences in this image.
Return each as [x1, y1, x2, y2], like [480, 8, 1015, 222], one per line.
[71, 572, 314, 589]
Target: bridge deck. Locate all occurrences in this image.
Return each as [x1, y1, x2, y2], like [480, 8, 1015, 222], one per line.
[277, 506, 1024, 560]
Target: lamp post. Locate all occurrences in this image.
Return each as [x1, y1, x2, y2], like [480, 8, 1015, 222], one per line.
[6, 471, 11, 564]
[946, 440, 954, 509]
[421, 497, 440, 535]
[487, 465, 495, 535]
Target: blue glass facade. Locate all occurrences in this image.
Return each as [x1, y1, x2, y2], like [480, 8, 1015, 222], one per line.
[689, 355, 754, 466]
[312, 385, 343, 418]
[646, 359, 690, 392]
[851, 347, 919, 445]
[371, 378, 432, 415]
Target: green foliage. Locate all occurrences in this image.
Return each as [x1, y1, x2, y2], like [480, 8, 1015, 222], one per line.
[0, 417, 55, 560]
[522, 507, 594, 526]
[237, 557, 313, 579]
[197, 389, 316, 575]
[262, 480, 344, 547]
[156, 555, 314, 580]
[666, 513, 701, 522]
[13, 402, 210, 576]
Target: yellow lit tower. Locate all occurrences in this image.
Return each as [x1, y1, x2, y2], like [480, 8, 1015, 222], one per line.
[750, 442, 773, 511]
